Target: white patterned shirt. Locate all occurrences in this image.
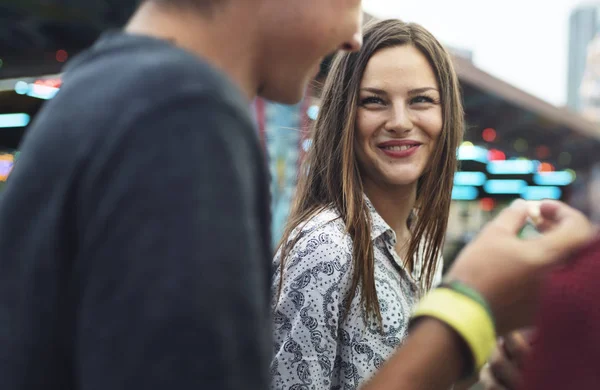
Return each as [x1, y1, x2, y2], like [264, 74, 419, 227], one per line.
[270, 199, 443, 390]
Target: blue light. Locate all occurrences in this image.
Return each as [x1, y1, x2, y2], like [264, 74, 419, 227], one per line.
[454, 171, 487, 186]
[452, 185, 478, 200]
[0, 113, 30, 128]
[14, 81, 59, 100]
[484, 179, 527, 194]
[522, 186, 562, 200]
[307, 105, 319, 121]
[487, 160, 537, 175]
[533, 171, 575, 186]
[458, 145, 488, 163]
[14, 81, 29, 95]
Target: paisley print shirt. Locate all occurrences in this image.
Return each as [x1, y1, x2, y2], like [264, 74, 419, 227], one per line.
[270, 199, 443, 390]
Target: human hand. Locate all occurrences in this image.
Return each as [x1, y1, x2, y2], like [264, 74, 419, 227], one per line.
[446, 199, 595, 335]
[479, 329, 534, 390]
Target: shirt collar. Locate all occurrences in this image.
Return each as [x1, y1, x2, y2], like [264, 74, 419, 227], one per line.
[363, 195, 396, 244]
[363, 195, 427, 282]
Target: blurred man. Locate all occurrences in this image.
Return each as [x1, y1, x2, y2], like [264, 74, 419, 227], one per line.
[361, 200, 595, 390]
[0, 1, 594, 390]
[0, 1, 361, 389]
[481, 238, 600, 390]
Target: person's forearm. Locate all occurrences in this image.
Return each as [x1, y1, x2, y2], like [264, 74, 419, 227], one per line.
[362, 319, 467, 390]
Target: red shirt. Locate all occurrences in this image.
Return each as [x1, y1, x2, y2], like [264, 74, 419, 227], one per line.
[523, 238, 600, 389]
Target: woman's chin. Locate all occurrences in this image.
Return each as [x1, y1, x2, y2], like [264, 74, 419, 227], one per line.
[382, 177, 421, 188]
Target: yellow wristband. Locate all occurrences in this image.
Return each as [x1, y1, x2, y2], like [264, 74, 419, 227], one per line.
[412, 288, 496, 372]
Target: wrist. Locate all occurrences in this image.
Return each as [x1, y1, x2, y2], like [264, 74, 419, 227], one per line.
[410, 316, 473, 378]
[410, 285, 497, 377]
[439, 281, 495, 323]
[445, 277, 510, 335]
[364, 318, 467, 390]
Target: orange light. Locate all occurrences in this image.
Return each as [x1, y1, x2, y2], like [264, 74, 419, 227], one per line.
[480, 198, 496, 211]
[538, 162, 555, 173]
[488, 149, 506, 161]
[482, 128, 497, 142]
[34, 78, 62, 88]
[55, 50, 68, 63]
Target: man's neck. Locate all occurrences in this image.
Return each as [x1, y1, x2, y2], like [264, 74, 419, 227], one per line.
[125, 1, 261, 101]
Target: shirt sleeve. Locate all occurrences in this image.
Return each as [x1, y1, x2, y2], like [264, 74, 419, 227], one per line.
[74, 92, 272, 390]
[271, 226, 353, 390]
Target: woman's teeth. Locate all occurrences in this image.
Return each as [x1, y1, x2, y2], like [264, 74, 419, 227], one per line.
[381, 145, 415, 151]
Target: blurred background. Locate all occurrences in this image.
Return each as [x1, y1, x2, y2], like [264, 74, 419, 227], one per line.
[1, 0, 600, 271]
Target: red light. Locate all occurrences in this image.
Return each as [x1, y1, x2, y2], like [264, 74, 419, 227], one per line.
[482, 128, 497, 142]
[488, 149, 506, 161]
[55, 50, 68, 63]
[34, 78, 62, 88]
[538, 162, 555, 173]
[480, 198, 496, 212]
[535, 145, 550, 160]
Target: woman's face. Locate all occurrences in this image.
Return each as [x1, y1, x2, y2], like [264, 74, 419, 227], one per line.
[355, 44, 443, 190]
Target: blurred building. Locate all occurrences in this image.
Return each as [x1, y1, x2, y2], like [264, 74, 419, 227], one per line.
[253, 96, 313, 248]
[0, 1, 137, 79]
[446, 46, 474, 62]
[568, 3, 600, 112]
[580, 33, 600, 122]
[579, 33, 600, 223]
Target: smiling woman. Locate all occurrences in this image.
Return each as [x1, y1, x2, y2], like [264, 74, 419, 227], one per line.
[270, 18, 464, 390]
[356, 44, 444, 190]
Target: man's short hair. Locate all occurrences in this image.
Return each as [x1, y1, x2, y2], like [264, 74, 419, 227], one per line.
[143, 0, 224, 13]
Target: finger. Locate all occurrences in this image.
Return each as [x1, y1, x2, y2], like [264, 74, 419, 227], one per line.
[536, 201, 594, 256]
[502, 332, 532, 368]
[531, 201, 574, 233]
[534, 219, 554, 233]
[538, 200, 565, 221]
[527, 201, 569, 232]
[489, 343, 522, 389]
[479, 363, 510, 390]
[488, 199, 530, 235]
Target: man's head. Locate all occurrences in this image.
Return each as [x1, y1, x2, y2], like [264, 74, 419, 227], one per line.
[135, 0, 363, 104]
[253, 0, 363, 104]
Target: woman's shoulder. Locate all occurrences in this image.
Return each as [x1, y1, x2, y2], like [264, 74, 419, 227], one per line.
[277, 207, 353, 271]
[288, 207, 347, 244]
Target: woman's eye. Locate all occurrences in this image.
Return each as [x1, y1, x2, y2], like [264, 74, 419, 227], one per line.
[411, 95, 436, 104]
[360, 96, 385, 106]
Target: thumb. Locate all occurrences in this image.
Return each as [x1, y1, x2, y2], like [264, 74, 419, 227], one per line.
[488, 199, 530, 235]
[536, 200, 594, 256]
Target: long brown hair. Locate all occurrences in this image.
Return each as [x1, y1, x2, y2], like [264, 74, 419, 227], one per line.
[278, 19, 464, 324]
